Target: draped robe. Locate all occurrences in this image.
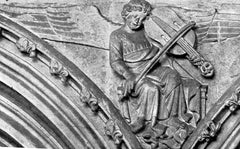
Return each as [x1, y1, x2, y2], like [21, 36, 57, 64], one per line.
[109, 27, 191, 126]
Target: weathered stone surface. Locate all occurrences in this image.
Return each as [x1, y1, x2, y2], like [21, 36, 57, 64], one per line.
[1, 0, 240, 148]
[0, 3, 113, 49]
[50, 42, 120, 108]
[2, 1, 239, 113]
[47, 2, 240, 114]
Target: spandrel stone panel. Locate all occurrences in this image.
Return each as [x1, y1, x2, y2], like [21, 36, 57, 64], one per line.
[50, 41, 120, 108]
[1, 0, 240, 148]
[1, 0, 238, 113]
[41, 1, 240, 113]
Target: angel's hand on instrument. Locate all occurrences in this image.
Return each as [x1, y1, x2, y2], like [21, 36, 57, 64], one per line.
[124, 75, 136, 96]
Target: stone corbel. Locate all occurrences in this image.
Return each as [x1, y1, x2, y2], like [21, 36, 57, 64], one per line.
[199, 121, 221, 142]
[105, 119, 123, 145]
[50, 59, 69, 83]
[16, 37, 37, 57]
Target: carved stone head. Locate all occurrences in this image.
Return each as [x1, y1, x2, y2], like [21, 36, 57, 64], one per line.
[121, 0, 152, 30]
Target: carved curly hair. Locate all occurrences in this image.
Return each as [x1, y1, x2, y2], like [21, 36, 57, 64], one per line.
[121, 0, 152, 21]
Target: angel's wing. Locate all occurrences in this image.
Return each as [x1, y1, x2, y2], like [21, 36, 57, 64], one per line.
[169, 3, 240, 44]
[2, 2, 240, 49]
[0, 3, 121, 50]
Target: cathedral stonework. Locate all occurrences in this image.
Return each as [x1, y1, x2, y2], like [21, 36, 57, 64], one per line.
[0, 0, 240, 149]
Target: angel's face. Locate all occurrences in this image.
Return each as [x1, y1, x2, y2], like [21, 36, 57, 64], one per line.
[125, 10, 147, 30]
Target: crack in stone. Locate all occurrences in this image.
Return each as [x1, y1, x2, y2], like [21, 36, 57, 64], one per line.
[42, 37, 109, 51]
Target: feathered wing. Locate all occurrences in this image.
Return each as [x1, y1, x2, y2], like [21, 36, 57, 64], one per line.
[2, 2, 240, 49]
[169, 3, 240, 44]
[0, 3, 121, 50]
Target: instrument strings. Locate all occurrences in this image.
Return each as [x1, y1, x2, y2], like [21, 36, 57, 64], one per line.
[178, 38, 199, 58]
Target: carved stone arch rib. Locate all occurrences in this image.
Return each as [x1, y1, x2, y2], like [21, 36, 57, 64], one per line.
[0, 14, 142, 149]
[183, 77, 240, 149]
[0, 43, 102, 148]
[0, 80, 71, 148]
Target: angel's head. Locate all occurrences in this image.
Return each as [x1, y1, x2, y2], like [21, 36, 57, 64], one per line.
[121, 0, 152, 30]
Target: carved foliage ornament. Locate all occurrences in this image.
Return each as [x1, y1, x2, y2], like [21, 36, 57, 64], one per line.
[199, 121, 221, 142]
[9, 1, 240, 149]
[50, 59, 69, 83]
[0, 14, 128, 148]
[16, 37, 36, 57]
[80, 86, 99, 112]
[225, 87, 240, 112]
[105, 119, 123, 145]
[198, 87, 240, 143]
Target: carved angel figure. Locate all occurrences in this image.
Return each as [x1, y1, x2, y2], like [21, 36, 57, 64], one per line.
[5, 1, 240, 148]
[109, 0, 195, 135]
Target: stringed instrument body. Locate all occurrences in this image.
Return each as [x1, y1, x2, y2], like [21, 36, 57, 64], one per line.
[145, 7, 214, 77]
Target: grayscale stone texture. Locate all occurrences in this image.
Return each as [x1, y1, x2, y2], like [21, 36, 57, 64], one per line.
[1, 1, 240, 148]
[1, 0, 239, 112]
[7, 0, 237, 113]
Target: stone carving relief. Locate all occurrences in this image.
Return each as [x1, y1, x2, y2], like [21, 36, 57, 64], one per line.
[1, 0, 240, 149]
[105, 119, 123, 145]
[198, 121, 221, 142]
[108, 0, 214, 148]
[50, 59, 69, 83]
[225, 87, 240, 112]
[16, 37, 37, 57]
